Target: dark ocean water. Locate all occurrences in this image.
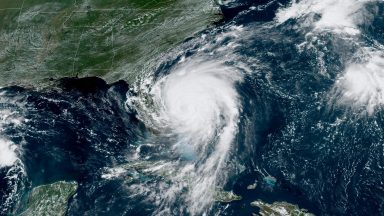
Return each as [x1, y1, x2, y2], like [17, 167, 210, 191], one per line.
[1, 0, 384, 215]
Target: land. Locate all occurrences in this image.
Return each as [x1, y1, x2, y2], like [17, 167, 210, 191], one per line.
[0, 0, 221, 87]
[20, 181, 78, 216]
[251, 200, 315, 216]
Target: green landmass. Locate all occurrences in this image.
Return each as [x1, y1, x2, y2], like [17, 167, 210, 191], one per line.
[20, 181, 78, 216]
[0, 0, 221, 87]
[214, 189, 242, 203]
[251, 200, 315, 216]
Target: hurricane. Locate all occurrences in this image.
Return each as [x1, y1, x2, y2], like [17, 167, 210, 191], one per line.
[139, 59, 242, 214]
[126, 25, 247, 213]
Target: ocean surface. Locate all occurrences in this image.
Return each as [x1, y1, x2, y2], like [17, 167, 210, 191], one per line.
[1, 0, 384, 215]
